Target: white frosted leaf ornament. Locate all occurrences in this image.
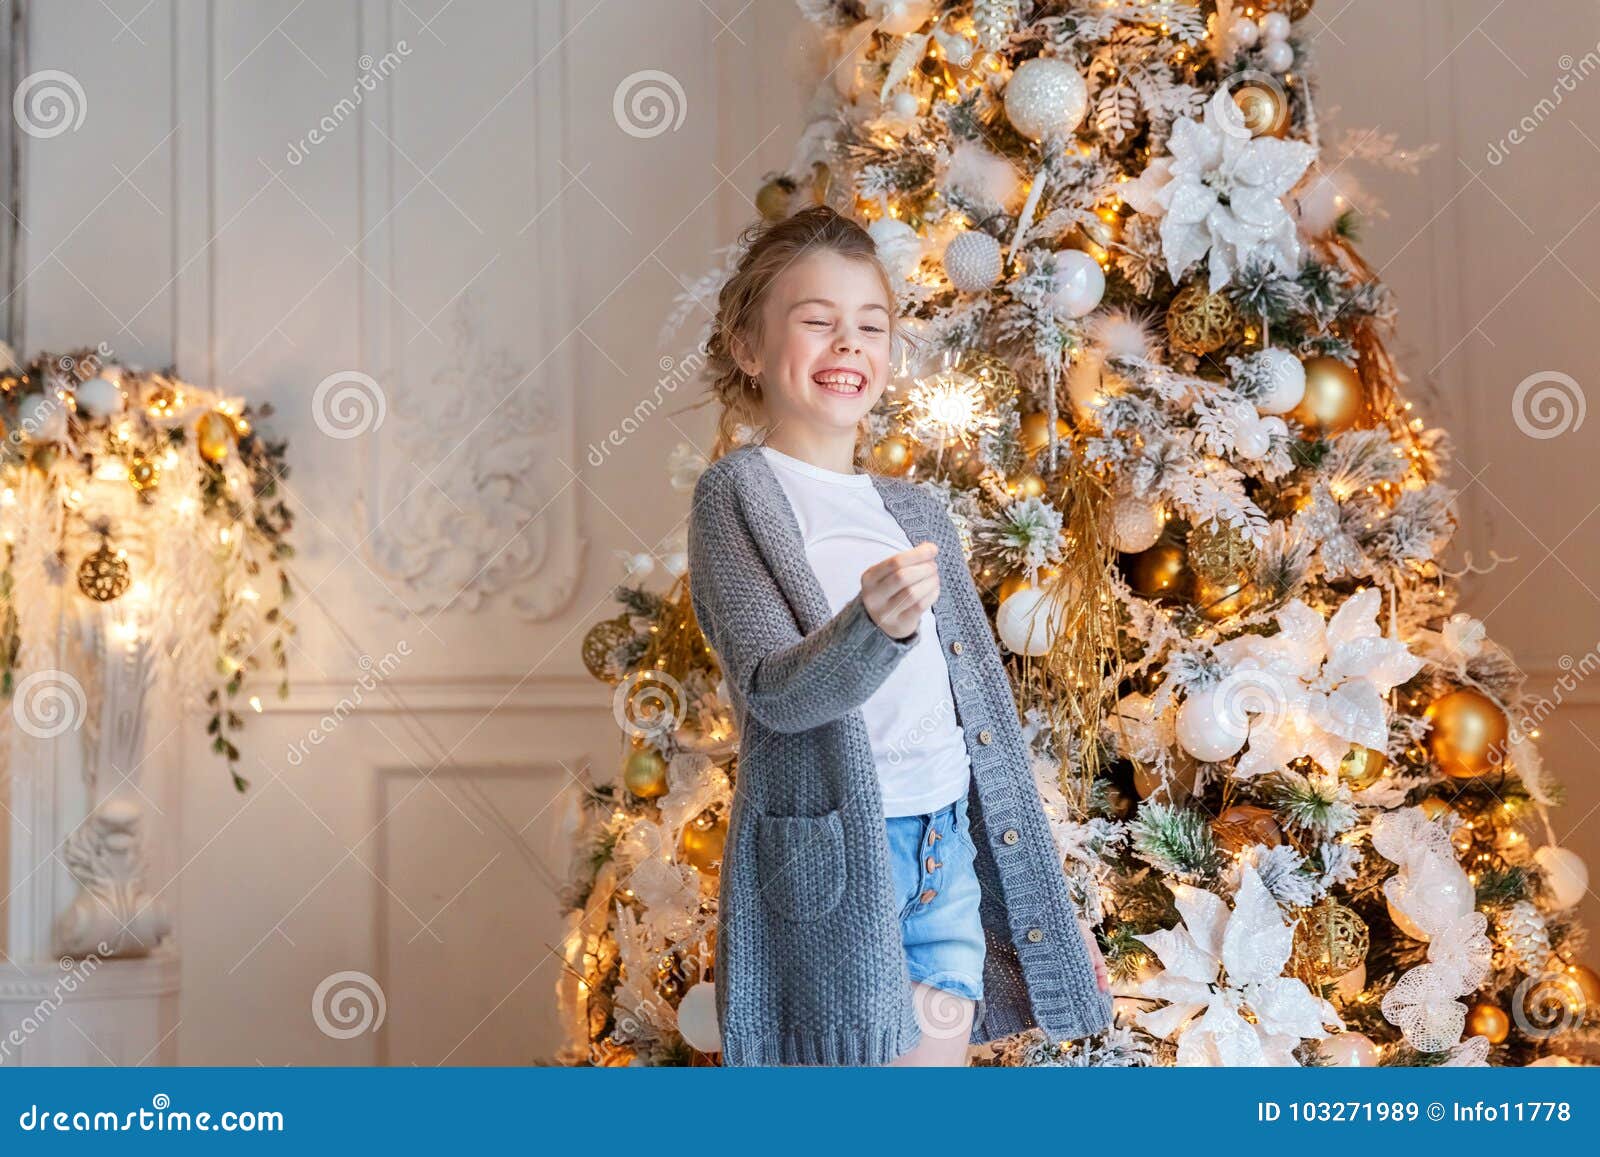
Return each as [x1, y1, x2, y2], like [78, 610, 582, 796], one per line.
[1169, 881, 1230, 962]
[1220, 865, 1294, 985]
[1381, 963, 1468, 1053]
[1247, 976, 1343, 1041]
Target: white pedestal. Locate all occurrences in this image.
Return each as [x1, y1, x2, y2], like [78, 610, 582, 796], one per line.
[0, 947, 180, 1065]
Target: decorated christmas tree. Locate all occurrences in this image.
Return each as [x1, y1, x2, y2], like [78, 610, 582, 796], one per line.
[557, 0, 1596, 1067]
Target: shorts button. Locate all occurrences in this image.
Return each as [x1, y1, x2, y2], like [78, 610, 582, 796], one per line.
[1002, 828, 1020, 845]
[920, 889, 938, 904]
[977, 729, 992, 745]
[951, 640, 964, 655]
[1025, 927, 1044, 943]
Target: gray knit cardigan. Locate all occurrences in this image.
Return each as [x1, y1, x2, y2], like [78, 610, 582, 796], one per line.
[686, 442, 1114, 1066]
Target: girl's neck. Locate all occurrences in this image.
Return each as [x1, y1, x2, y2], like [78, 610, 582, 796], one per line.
[760, 428, 860, 476]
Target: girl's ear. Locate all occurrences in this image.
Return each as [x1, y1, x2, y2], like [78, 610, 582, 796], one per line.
[730, 331, 760, 380]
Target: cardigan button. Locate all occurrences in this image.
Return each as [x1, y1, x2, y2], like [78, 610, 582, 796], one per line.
[977, 729, 993, 745]
[950, 640, 964, 655]
[1002, 828, 1019, 845]
[1025, 928, 1044, 943]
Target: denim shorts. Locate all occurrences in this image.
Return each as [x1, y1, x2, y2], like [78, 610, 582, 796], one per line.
[884, 792, 985, 1002]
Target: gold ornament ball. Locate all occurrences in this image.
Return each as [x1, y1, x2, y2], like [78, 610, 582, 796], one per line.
[1194, 573, 1256, 621]
[581, 614, 635, 684]
[622, 746, 669, 800]
[1425, 688, 1509, 779]
[1166, 283, 1242, 356]
[1120, 540, 1191, 601]
[680, 812, 728, 872]
[1418, 796, 1456, 821]
[1186, 519, 1256, 585]
[1232, 82, 1290, 139]
[1566, 963, 1600, 1016]
[872, 434, 915, 476]
[1133, 754, 1198, 803]
[196, 410, 234, 463]
[1008, 470, 1047, 499]
[1290, 899, 1370, 987]
[77, 543, 132, 602]
[128, 453, 160, 492]
[1291, 357, 1366, 435]
[1019, 411, 1071, 456]
[1466, 1001, 1510, 1045]
[756, 179, 791, 222]
[1338, 744, 1387, 790]
[1212, 804, 1283, 853]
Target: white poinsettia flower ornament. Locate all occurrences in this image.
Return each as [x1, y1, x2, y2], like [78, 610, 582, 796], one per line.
[1133, 863, 1344, 1065]
[1121, 88, 1317, 292]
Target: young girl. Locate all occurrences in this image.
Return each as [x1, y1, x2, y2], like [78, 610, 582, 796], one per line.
[687, 205, 1111, 1067]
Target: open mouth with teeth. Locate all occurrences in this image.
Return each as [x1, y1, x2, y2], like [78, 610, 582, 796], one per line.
[812, 368, 867, 396]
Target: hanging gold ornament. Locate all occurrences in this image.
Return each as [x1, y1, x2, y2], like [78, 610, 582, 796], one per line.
[1565, 962, 1600, 1017]
[1232, 82, 1290, 139]
[1019, 410, 1071, 456]
[1425, 688, 1509, 779]
[1289, 898, 1370, 988]
[77, 542, 132, 602]
[1186, 519, 1256, 585]
[582, 613, 636, 684]
[680, 811, 728, 872]
[128, 453, 160, 493]
[756, 178, 791, 222]
[1132, 752, 1198, 803]
[1212, 804, 1283, 853]
[1194, 573, 1256, 621]
[810, 161, 833, 206]
[1338, 744, 1387, 790]
[1465, 1001, 1510, 1044]
[1120, 540, 1191, 601]
[622, 746, 669, 800]
[872, 434, 915, 476]
[1166, 283, 1243, 356]
[1417, 796, 1455, 821]
[1007, 470, 1047, 498]
[196, 410, 234, 463]
[996, 565, 1059, 604]
[1290, 357, 1366, 435]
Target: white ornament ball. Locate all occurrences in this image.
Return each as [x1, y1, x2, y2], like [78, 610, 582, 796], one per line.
[1259, 11, 1292, 42]
[1109, 492, 1164, 552]
[1234, 415, 1272, 460]
[868, 0, 933, 37]
[1386, 894, 1430, 940]
[1003, 58, 1088, 142]
[675, 981, 721, 1053]
[890, 89, 919, 119]
[1175, 689, 1248, 762]
[1229, 17, 1260, 48]
[1253, 347, 1307, 414]
[942, 230, 1003, 292]
[73, 375, 126, 419]
[1263, 39, 1295, 74]
[1292, 168, 1358, 238]
[1333, 961, 1367, 1003]
[996, 585, 1070, 656]
[1049, 249, 1105, 319]
[1322, 1031, 1380, 1067]
[869, 216, 924, 284]
[1534, 845, 1589, 910]
[16, 392, 67, 442]
[1258, 415, 1288, 444]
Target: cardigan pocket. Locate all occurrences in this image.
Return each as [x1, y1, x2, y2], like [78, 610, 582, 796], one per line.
[754, 809, 847, 923]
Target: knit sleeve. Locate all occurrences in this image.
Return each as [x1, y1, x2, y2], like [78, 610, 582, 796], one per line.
[687, 462, 919, 735]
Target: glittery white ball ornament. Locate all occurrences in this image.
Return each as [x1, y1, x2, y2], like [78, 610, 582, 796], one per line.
[16, 392, 67, 441]
[890, 89, 919, 118]
[1263, 39, 1295, 74]
[942, 230, 1003, 291]
[675, 981, 721, 1053]
[1322, 1032, 1380, 1067]
[1253, 347, 1306, 414]
[1259, 11, 1292, 42]
[1048, 249, 1105, 319]
[996, 584, 1072, 656]
[1229, 17, 1260, 48]
[1534, 845, 1588, 910]
[1003, 58, 1088, 143]
[1175, 689, 1248, 762]
[1234, 415, 1272, 459]
[73, 375, 126, 419]
[1109, 492, 1164, 552]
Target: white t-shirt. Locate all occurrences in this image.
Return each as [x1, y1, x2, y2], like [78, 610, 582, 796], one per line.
[759, 444, 971, 818]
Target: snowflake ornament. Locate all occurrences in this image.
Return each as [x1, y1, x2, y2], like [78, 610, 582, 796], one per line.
[1121, 88, 1317, 292]
[1133, 863, 1343, 1066]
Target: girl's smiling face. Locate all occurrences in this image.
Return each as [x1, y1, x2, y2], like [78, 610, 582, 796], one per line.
[732, 248, 894, 440]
